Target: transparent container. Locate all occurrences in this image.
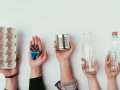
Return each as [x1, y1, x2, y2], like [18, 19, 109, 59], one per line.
[82, 32, 97, 74]
[110, 32, 120, 72]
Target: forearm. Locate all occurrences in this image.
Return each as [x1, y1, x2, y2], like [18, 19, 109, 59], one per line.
[107, 78, 118, 90]
[87, 77, 100, 90]
[59, 60, 74, 83]
[29, 76, 45, 90]
[5, 77, 18, 90]
[29, 66, 45, 90]
[30, 66, 42, 78]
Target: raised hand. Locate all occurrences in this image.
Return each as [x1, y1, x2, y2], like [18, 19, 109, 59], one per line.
[105, 53, 120, 79]
[54, 41, 74, 63]
[29, 36, 48, 78]
[29, 36, 48, 68]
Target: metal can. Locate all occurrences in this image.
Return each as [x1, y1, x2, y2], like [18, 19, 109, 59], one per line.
[56, 34, 70, 50]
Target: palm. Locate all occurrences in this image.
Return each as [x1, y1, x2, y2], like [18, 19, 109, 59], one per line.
[56, 50, 72, 60]
[106, 69, 119, 78]
[81, 58, 97, 78]
[54, 42, 74, 62]
[0, 68, 17, 76]
[29, 36, 48, 67]
[29, 54, 47, 67]
[105, 53, 120, 78]
[0, 57, 19, 76]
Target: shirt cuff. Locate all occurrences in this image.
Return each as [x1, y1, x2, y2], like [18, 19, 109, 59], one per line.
[55, 79, 78, 90]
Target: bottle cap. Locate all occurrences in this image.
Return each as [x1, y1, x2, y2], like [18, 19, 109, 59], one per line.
[112, 32, 118, 36]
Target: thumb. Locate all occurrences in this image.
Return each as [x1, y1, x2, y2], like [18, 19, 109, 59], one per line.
[69, 42, 74, 52]
[94, 60, 98, 70]
[0, 68, 5, 75]
[42, 50, 48, 60]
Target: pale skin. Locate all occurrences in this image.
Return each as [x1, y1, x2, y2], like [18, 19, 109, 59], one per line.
[54, 41, 74, 83]
[0, 58, 19, 90]
[105, 53, 120, 90]
[29, 36, 48, 78]
[81, 58, 100, 90]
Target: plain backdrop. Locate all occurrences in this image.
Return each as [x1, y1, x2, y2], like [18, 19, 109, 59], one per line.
[0, 0, 120, 90]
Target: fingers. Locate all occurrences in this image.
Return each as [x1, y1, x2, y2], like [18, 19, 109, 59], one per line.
[42, 50, 48, 60]
[105, 52, 110, 63]
[69, 42, 74, 52]
[105, 53, 111, 68]
[34, 36, 42, 50]
[38, 37, 42, 50]
[115, 63, 120, 74]
[29, 41, 32, 48]
[16, 56, 20, 69]
[38, 50, 48, 64]
[112, 63, 120, 76]
[81, 58, 98, 72]
[105, 59, 111, 66]
[32, 36, 35, 45]
[81, 58, 88, 72]
[54, 40, 57, 52]
[81, 64, 86, 71]
[0, 69, 5, 75]
[81, 58, 87, 64]
[93, 60, 98, 70]
[70, 41, 74, 48]
[30, 36, 43, 51]
[14, 55, 20, 69]
[54, 45, 57, 53]
[35, 36, 43, 51]
[36, 36, 39, 45]
[114, 69, 120, 76]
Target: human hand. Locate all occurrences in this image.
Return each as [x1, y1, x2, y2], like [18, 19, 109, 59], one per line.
[0, 57, 19, 77]
[81, 58, 98, 79]
[54, 41, 74, 64]
[105, 53, 120, 79]
[29, 36, 48, 78]
[29, 36, 48, 68]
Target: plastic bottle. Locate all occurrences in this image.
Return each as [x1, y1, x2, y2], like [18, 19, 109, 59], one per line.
[110, 32, 120, 72]
[82, 32, 97, 74]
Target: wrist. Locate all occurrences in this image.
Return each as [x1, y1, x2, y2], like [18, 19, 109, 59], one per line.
[30, 66, 42, 78]
[58, 59, 74, 83]
[59, 59, 71, 65]
[107, 75, 117, 80]
[5, 73, 18, 78]
[107, 77, 116, 81]
[6, 76, 17, 81]
[87, 75, 96, 81]
[5, 76, 18, 90]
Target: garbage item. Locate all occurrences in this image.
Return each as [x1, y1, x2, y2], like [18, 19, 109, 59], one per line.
[30, 51, 39, 60]
[30, 44, 42, 60]
[56, 34, 70, 50]
[0, 27, 16, 69]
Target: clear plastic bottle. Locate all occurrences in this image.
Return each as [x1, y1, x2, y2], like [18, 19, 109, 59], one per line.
[110, 32, 120, 72]
[82, 32, 97, 74]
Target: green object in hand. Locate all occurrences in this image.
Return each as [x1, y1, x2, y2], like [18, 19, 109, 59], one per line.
[30, 51, 39, 60]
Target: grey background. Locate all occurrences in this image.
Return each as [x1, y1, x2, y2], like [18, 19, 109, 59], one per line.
[0, 0, 120, 90]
